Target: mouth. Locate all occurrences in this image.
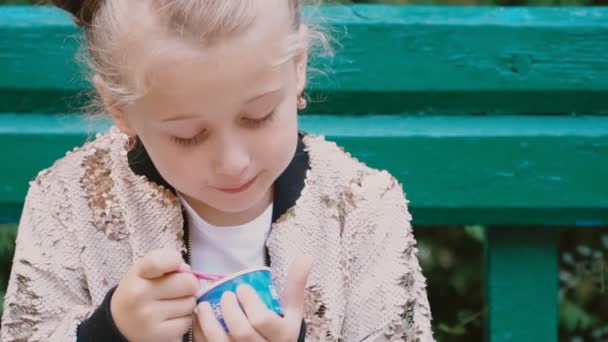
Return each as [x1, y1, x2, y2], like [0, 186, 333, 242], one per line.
[216, 175, 258, 194]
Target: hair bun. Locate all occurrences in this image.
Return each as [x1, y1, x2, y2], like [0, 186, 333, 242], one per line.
[50, 0, 98, 26]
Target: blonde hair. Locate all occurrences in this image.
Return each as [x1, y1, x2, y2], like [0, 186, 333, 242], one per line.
[51, 0, 331, 107]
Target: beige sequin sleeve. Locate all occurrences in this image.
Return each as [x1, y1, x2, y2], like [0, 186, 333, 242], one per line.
[1, 176, 94, 342]
[341, 172, 434, 342]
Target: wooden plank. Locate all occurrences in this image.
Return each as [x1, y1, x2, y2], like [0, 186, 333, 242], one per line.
[1, 114, 606, 225]
[484, 227, 559, 342]
[1, 6, 607, 114]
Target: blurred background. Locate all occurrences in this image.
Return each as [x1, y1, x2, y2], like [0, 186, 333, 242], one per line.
[0, 0, 607, 341]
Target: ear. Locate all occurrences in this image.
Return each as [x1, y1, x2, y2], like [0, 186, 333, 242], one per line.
[294, 25, 309, 96]
[92, 74, 136, 137]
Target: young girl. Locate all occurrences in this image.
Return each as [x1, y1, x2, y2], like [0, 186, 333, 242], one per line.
[1, 0, 433, 341]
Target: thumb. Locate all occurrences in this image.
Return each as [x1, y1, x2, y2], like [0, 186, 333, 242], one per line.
[282, 255, 314, 321]
[136, 248, 184, 279]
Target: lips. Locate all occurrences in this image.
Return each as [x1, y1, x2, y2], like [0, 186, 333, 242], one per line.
[216, 176, 257, 194]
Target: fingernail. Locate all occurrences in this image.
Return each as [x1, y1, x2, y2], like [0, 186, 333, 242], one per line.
[237, 284, 253, 294]
[221, 291, 237, 303]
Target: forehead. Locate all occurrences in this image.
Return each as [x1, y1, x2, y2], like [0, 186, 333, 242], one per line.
[127, 1, 295, 102]
[121, 5, 293, 120]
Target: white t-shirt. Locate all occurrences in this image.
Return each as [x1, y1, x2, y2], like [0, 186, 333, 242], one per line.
[179, 195, 273, 291]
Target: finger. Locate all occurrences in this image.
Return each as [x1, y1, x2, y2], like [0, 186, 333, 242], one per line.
[193, 318, 209, 342]
[136, 248, 184, 279]
[220, 291, 264, 342]
[237, 284, 284, 340]
[283, 256, 314, 325]
[151, 272, 199, 299]
[157, 296, 198, 320]
[197, 301, 230, 342]
[157, 316, 193, 342]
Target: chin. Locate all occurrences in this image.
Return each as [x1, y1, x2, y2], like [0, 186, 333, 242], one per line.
[212, 188, 270, 212]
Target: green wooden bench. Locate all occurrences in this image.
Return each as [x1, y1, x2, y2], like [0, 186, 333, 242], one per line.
[1, 5, 607, 341]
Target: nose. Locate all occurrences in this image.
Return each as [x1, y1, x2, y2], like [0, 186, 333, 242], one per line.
[213, 139, 250, 179]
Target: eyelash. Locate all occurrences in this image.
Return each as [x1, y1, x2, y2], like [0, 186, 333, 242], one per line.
[172, 133, 206, 147]
[171, 111, 276, 147]
[243, 110, 276, 128]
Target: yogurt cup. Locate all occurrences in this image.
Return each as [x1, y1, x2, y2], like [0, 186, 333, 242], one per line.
[197, 266, 283, 332]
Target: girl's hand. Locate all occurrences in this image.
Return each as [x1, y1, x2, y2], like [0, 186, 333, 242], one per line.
[193, 256, 313, 342]
[111, 248, 200, 342]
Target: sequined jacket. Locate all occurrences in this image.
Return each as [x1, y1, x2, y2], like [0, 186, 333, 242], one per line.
[1, 128, 433, 342]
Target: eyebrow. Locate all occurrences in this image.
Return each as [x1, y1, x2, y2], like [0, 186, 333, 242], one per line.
[245, 88, 283, 104]
[162, 88, 283, 122]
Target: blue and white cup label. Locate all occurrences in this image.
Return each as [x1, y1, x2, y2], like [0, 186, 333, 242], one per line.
[197, 267, 283, 332]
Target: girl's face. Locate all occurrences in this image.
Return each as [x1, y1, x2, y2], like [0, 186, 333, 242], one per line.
[100, 5, 308, 226]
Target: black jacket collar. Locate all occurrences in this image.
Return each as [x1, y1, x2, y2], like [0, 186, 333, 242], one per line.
[126, 132, 310, 223]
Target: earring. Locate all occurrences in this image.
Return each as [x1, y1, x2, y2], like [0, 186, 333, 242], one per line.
[297, 95, 307, 110]
[124, 136, 137, 151]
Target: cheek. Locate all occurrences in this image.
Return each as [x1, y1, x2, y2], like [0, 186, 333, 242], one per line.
[136, 135, 207, 189]
[159, 157, 212, 195]
[256, 109, 298, 169]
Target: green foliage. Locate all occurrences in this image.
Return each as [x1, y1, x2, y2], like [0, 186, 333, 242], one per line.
[415, 227, 484, 341]
[561, 298, 599, 332]
[559, 228, 608, 341]
[0, 224, 17, 320]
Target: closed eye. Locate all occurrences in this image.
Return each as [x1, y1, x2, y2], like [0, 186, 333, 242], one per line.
[242, 111, 276, 128]
[171, 130, 208, 147]
[171, 110, 276, 148]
